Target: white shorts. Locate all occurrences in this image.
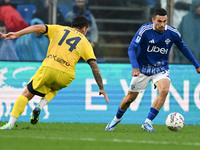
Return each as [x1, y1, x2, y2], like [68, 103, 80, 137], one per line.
[129, 70, 170, 92]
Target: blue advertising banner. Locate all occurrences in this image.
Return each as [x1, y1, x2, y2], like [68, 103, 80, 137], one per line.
[0, 61, 200, 125]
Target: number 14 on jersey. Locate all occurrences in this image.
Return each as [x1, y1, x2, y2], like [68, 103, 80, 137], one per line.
[58, 29, 81, 52]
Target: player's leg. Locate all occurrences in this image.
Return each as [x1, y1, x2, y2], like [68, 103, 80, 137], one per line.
[105, 91, 139, 131]
[34, 89, 58, 110]
[30, 68, 74, 125]
[142, 71, 170, 132]
[145, 78, 170, 121]
[0, 87, 35, 130]
[105, 74, 150, 131]
[152, 78, 170, 109]
[34, 68, 74, 110]
[30, 90, 57, 125]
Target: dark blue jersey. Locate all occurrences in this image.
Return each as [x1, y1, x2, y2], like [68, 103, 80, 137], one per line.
[128, 22, 200, 76]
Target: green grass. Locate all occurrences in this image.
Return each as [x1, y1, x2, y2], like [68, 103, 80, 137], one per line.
[0, 122, 200, 150]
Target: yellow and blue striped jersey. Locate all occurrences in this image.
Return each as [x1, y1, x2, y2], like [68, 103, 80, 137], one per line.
[42, 25, 96, 77]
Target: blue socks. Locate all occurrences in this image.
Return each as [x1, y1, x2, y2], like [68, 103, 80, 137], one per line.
[116, 107, 126, 119]
[115, 107, 159, 121]
[147, 107, 159, 121]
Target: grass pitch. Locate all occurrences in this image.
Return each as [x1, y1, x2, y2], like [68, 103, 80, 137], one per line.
[0, 122, 200, 150]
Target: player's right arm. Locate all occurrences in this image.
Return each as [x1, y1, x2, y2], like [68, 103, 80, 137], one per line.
[131, 68, 140, 76]
[128, 26, 143, 76]
[129, 42, 141, 77]
[0, 25, 46, 40]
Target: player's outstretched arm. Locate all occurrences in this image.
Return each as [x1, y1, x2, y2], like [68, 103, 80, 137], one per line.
[88, 60, 109, 104]
[0, 25, 46, 40]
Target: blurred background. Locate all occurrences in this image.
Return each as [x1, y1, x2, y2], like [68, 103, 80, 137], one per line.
[0, 0, 199, 64]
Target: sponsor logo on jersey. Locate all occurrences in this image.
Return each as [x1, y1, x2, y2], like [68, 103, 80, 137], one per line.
[149, 39, 155, 43]
[46, 54, 70, 66]
[147, 46, 168, 54]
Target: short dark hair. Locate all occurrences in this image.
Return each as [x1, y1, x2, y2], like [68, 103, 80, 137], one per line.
[153, 8, 167, 17]
[71, 16, 89, 29]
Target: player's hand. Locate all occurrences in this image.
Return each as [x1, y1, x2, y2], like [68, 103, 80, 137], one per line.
[99, 89, 109, 104]
[0, 32, 5, 38]
[196, 67, 200, 74]
[131, 68, 140, 76]
[0, 32, 19, 40]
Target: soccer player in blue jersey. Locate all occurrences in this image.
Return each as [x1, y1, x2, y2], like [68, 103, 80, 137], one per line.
[105, 8, 200, 132]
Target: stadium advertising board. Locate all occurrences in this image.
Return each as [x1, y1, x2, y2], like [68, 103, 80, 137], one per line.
[0, 61, 200, 125]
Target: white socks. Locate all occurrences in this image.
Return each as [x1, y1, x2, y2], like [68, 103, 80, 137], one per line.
[145, 118, 151, 123]
[37, 98, 48, 109]
[114, 116, 121, 121]
[8, 116, 17, 127]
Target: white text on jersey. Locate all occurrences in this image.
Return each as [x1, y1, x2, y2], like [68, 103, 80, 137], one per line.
[147, 46, 168, 54]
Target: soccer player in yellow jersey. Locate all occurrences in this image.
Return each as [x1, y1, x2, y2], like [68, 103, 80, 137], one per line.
[0, 16, 109, 130]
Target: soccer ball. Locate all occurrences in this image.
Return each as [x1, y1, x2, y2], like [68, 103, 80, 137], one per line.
[165, 112, 184, 131]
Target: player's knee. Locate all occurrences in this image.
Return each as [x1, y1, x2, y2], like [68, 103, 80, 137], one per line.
[159, 88, 169, 96]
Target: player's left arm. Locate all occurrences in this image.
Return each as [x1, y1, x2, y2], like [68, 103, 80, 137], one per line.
[81, 40, 109, 103]
[0, 25, 46, 40]
[174, 31, 200, 72]
[177, 43, 200, 73]
[88, 59, 109, 104]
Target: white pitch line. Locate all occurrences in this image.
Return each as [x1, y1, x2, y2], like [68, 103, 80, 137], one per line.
[0, 135, 200, 147]
[112, 139, 200, 146]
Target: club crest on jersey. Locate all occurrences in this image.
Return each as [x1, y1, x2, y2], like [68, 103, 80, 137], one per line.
[165, 38, 171, 45]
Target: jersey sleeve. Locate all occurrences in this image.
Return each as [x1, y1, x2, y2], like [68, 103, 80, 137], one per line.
[174, 30, 200, 69]
[81, 40, 96, 62]
[128, 27, 144, 68]
[43, 25, 61, 39]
